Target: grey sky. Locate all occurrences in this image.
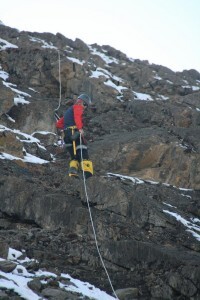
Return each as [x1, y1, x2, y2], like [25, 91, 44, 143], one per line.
[1, 0, 200, 72]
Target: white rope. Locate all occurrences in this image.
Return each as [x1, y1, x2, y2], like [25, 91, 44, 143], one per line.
[54, 50, 62, 111]
[79, 134, 119, 300]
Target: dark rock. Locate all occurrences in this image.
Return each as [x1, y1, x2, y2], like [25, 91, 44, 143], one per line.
[0, 290, 9, 300]
[151, 281, 175, 299]
[0, 23, 200, 300]
[41, 287, 77, 299]
[116, 287, 139, 300]
[0, 241, 9, 259]
[168, 272, 197, 297]
[27, 278, 42, 293]
[0, 260, 16, 272]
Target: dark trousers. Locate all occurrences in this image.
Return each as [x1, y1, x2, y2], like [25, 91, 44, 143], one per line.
[64, 128, 89, 162]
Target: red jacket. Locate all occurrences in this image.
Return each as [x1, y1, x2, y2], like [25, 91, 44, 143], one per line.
[56, 117, 64, 129]
[56, 104, 84, 130]
[73, 104, 84, 130]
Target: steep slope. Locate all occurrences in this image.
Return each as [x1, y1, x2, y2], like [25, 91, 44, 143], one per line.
[0, 23, 200, 299]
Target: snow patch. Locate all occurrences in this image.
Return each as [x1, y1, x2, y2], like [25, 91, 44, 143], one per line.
[0, 248, 115, 300]
[67, 56, 85, 65]
[163, 210, 200, 241]
[88, 45, 119, 65]
[29, 36, 57, 49]
[133, 91, 153, 101]
[0, 38, 18, 50]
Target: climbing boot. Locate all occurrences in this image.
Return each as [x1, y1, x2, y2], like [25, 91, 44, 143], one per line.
[68, 160, 79, 177]
[80, 160, 93, 179]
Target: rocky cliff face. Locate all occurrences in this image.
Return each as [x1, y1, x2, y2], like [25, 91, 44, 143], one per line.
[0, 23, 200, 299]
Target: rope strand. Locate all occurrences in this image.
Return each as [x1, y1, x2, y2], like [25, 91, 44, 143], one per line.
[79, 134, 119, 300]
[54, 50, 62, 111]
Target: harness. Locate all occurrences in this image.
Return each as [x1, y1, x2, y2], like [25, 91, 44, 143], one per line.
[67, 126, 77, 155]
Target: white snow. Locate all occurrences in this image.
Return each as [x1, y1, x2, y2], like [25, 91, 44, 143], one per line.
[128, 57, 135, 62]
[23, 153, 49, 164]
[29, 36, 57, 49]
[163, 202, 177, 209]
[88, 45, 119, 65]
[104, 79, 128, 94]
[0, 152, 49, 164]
[180, 193, 191, 199]
[157, 94, 169, 100]
[0, 125, 50, 164]
[108, 173, 199, 242]
[154, 75, 162, 80]
[192, 85, 200, 91]
[162, 183, 171, 187]
[107, 173, 144, 184]
[166, 80, 173, 84]
[0, 125, 40, 143]
[0, 277, 40, 300]
[28, 87, 39, 93]
[191, 217, 200, 224]
[3, 81, 31, 98]
[0, 249, 116, 300]
[0, 69, 9, 80]
[107, 173, 194, 191]
[0, 66, 30, 104]
[8, 248, 23, 260]
[182, 85, 191, 89]
[90, 68, 109, 79]
[133, 91, 153, 101]
[32, 130, 56, 136]
[60, 273, 115, 300]
[90, 67, 127, 100]
[90, 67, 124, 83]
[14, 96, 30, 105]
[5, 114, 15, 123]
[183, 80, 189, 84]
[0, 152, 21, 161]
[178, 187, 193, 191]
[163, 210, 200, 241]
[145, 179, 159, 185]
[0, 38, 18, 50]
[67, 56, 85, 65]
[65, 45, 73, 52]
[181, 85, 200, 91]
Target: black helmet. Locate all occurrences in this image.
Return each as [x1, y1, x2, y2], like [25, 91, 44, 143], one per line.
[78, 94, 91, 106]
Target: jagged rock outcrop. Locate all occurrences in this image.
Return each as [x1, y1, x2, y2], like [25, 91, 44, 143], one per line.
[0, 22, 200, 299]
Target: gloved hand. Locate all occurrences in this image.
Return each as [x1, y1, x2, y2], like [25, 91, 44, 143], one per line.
[79, 129, 84, 136]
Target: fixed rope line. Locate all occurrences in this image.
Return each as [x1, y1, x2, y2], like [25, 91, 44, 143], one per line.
[79, 134, 119, 300]
[54, 49, 62, 112]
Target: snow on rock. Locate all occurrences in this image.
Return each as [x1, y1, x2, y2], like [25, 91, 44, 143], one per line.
[0, 38, 18, 50]
[0, 248, 116, 300]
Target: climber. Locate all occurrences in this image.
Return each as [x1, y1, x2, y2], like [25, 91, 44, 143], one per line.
[55, 99, 75, 146]
[56, 94, 94, 178]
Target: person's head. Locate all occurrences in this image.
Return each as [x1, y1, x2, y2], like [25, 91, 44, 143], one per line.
[77, 94, 92, 107]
